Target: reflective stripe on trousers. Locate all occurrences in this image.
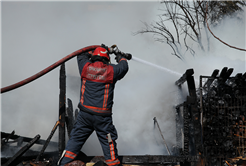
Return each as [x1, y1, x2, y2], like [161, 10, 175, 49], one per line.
[58, 111, 119, 166]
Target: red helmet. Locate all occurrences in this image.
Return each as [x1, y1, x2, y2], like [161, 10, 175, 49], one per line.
[93, 47, 110, 61]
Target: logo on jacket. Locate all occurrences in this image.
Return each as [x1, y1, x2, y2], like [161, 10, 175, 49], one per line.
[86, 66, 107, 81]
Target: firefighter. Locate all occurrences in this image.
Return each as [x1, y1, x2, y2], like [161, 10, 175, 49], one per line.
[58, 44, 129, 166]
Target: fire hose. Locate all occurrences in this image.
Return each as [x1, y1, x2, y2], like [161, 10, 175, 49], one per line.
[1, 44, 132, 94]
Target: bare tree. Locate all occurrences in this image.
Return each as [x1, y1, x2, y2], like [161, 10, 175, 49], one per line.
[205, 1, 246, 52]
[208, 1, 246, 25]
[135, 0, 246, 59]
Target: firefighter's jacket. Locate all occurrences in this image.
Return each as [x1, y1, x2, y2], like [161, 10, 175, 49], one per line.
[77, 52, 128, 116]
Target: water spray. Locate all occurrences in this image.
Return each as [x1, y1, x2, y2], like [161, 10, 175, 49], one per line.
[132, 56, 200, 84]
[132, 56, 182, 77]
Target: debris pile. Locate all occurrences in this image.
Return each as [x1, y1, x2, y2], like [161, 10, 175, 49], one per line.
[1, 131, 58, 166]
[175, 67, 246, 166]
[201, 68, 246, 159]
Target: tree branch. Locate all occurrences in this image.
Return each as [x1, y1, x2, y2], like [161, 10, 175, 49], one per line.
[205, 2, 246, 52]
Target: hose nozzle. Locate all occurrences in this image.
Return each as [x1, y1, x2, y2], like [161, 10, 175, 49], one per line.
[108, 45, 117, 54]
[122, 53, 132, 60]
[109, 45, 132, 60]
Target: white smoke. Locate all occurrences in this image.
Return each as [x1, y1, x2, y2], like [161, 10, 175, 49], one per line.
[1, 1, 245, 157]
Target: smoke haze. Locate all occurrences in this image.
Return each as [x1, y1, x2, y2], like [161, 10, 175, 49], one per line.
[1, 1, 245, 156]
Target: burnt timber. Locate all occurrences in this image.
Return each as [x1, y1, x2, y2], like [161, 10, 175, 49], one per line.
[1, 131, 57, 147]
[59, 63, 66, 157]
[1, 131, 58, 166]
[82, 155, 199, 164]
[175, 67, 246, 166]
[2, 134, 41, 166]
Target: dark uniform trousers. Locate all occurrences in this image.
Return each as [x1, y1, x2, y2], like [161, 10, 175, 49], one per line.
[59, 111, 120, 166]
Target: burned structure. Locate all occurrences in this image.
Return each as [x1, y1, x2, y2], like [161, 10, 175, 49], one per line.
[175, 67, 246, 166]
[201, 68, 246, 164]
[1, 65, 246, 166]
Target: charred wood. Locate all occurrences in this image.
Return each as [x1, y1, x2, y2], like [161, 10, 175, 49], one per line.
[1, 131, 57, 147]
[55, 151, 200, 165]
[219, 67, 228, 79]
[2, 151, 58, 166]
[200, 67, 246, 161]
[2, 134, 40, 166]
[153, 117, 171, 155]
[1, 130, 15, 146]
[202, 69, 219, 91]
[66, 98, 75, 139]
[77, 155, 199, 165]
[175, 69, 194, 87]
[35, 121, 60, 162]
[182, 104, 190, 155]
[175, 105, 184, 155]
[186, 76, 197, 101]
[176, 67, 245, 166]
[59, 63, 66, 157]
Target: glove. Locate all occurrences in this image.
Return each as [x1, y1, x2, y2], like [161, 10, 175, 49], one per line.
[115, 52, 132, 63]
[115, 53, 123, 63]
[101, 44, 109, 51]
[123, 53, 132, 60]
